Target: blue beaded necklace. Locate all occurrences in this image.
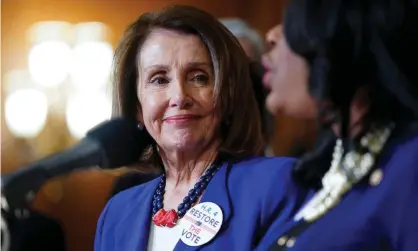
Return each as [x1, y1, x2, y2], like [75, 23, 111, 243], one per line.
[151, 162, 221, 228]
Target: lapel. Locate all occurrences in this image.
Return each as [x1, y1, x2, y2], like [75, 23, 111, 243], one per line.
[173, 161, 233, 251]
[133, 177, 160, 250]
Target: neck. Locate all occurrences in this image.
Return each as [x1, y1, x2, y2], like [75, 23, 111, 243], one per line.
[159, 139, 220, 187]
[332, 88, 370, 137]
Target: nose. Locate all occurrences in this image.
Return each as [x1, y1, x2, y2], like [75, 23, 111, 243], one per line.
[168, 78, 193, 109]
[266, 24, 283, 48]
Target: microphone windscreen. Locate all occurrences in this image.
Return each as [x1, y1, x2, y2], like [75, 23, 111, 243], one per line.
[86, 118, 154, 169]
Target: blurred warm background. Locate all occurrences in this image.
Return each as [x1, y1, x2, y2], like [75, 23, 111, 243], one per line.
[1, 0, 315, 250]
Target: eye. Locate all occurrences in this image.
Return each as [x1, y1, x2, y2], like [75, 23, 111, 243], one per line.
[149, 76, 169, 85]
[191, 74, 209, 84]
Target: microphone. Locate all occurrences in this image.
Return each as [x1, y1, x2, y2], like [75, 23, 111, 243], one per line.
[1, 118, 153, 251]
[1, 117, 153, 212]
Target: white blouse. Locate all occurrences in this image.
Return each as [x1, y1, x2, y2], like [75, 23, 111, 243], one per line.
[147, 219, 183, 251]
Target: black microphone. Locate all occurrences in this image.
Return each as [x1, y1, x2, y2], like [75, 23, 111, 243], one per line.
[1, 117, 153, 211]
[1, 117, 153, 251]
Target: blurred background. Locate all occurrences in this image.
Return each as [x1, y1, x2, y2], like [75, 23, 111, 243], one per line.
[1, 0, 315, 250]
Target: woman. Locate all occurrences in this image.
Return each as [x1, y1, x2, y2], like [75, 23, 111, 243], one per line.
[258, 0, 418, 250]
[261, 24, 318, 158]
[94, 5, 310, 251]
[108, 63, 271, 199]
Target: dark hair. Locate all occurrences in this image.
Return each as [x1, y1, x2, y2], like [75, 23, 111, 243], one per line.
[112, 5, 264, 169]
[284, 0, 418, 188]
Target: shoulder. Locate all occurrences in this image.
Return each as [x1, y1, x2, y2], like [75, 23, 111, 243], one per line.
[231, 156, 296, 174]
[228, 156, 296, 185]
[392, 133, 418, 159]
[110, 176, 159, 206]
[110, 172, 158, 197]
[225, 156, 311, 244]
[95, 178, 159, 251]
[382, 132, 418, 179]
[95, 177, 159, 240]
[382, 132, 418, 202]
[376, 132, 418, 249]
[227, 156, 309, 207]
[99, 177, 160, 223]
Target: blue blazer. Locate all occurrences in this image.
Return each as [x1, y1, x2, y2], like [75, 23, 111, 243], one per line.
[94, 157, 310, 251]
[257, 127, 418, 251]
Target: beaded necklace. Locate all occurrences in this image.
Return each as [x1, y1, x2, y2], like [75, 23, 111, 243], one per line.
[151, 162, 221, 228]
[295, 123, 394, 222]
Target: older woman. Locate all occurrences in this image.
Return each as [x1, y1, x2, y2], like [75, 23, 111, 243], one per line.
[94, 5, 310, 251]
[258, 0, 418, 250]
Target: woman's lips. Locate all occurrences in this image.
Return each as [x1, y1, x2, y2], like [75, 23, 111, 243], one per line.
[261, 58, 273, 89]
[262, 71, 272, 89]
[164, 114, 200, 124]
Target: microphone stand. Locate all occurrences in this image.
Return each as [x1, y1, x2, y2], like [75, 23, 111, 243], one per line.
[1, 195, 11, 251]
[0, 140, 98, 251]
[1, 137, 105, 251]
[1, 168, 67, 251]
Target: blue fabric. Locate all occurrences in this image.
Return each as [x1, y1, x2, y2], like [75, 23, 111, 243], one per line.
[94, 157, 311, 251]
[257, 130, 418, 251]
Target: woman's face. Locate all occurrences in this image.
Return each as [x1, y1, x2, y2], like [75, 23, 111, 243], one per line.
[262, 24, 317, 118]
[137, 29, 220, 153]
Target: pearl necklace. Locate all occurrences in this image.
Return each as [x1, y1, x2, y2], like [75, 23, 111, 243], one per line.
[295, 124, 394, 222]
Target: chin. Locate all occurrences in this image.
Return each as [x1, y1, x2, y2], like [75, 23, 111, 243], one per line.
[266, 94, 282, 115]
[166, 137, 200, 151]
[166, 143, 202, 154]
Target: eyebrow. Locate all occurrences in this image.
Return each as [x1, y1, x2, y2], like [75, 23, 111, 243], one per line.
[144, 64, 169, 72]
[144, 62, 211, 72]
[186, 62, 211, 69]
